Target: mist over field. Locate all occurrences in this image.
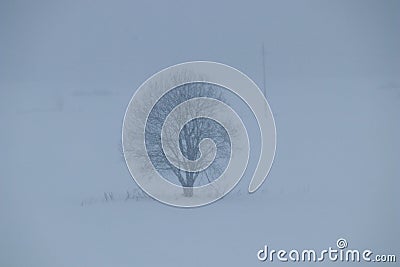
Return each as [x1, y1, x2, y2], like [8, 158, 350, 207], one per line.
[1, 1, 399, 266]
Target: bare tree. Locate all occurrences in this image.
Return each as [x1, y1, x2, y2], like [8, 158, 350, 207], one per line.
[125, 71, 231, 197]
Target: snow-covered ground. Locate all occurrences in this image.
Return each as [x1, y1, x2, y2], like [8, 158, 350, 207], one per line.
[1, 1, 399, 266]
[1, 76, 398, 266]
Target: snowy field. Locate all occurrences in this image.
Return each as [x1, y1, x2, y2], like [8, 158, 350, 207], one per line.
[1, 76, 398, 266]
[1, 1, 399, 266]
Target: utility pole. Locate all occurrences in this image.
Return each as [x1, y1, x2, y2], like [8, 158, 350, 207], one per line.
[262, 42, 267, 97]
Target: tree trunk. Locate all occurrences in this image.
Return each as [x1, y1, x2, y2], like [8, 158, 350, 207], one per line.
[183, 187, 193, 197]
